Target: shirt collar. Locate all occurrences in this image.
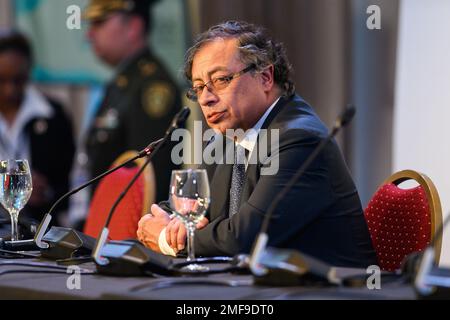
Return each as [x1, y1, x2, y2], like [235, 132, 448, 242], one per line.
[0, 86, 53, 135]
[235, 97, 280, 154]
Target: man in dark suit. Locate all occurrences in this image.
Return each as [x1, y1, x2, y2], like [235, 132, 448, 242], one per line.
[137, 21, 377, 268]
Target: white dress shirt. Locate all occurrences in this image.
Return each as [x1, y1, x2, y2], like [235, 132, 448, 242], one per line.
[0, 86, 53, 161]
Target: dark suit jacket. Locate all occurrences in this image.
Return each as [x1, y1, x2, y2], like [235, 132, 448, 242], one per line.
[195, 95, 377, 268]
[25, 99, 75, 224]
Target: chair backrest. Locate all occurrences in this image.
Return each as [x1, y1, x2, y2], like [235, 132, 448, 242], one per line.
[83, 151, 156, 240]
[364, 170, 443, 272]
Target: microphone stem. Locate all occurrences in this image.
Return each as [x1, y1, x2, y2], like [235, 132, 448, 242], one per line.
[249, 108, 350, 276]
[260, 126, 339, 234]
[92, 106, 190, 263]
[34, 143, 159, 248]
[101, 106, 190, 231]
[103, 135, 168, 228]
[92, 130, 172, 264]
[47, 153, 141, 218]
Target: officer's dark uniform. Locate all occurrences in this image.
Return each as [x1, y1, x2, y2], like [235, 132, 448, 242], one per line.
[84, 0, 182, 203]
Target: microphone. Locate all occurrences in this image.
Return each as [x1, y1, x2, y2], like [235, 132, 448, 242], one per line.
[92, 107, 190, 276]
[167, 106, 190, 134]
[249, 105, 356, 283]
[3, 108, 186, 259]
[2, 138, 162, 254]
[34, 137, 163, 250]
[40, 108, 189, 260]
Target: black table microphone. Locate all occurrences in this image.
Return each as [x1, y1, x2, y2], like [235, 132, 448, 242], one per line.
[92, 107, 190, 276]
[3, 107, 188, 261]
[40, 137, 162, 247]
[29, 138, 164, 260]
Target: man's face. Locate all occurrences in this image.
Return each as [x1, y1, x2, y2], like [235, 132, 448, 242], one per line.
[0, 51, 29, 109]
[191, 38, 272, 134]
[87, 13, 130, 66]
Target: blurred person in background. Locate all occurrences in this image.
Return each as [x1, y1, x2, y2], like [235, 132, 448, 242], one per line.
[0, 31, 75, 229]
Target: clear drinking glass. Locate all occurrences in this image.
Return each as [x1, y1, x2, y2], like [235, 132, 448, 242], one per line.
[169, 169, 210, 271]
[0, 160, 33, 241]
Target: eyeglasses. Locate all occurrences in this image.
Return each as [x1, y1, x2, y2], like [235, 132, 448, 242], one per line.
[186, 64, 256, 102]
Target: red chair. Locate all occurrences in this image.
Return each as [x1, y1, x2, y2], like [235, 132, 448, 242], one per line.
[364, 170, 443, 271]
[83, 151, 155, 240]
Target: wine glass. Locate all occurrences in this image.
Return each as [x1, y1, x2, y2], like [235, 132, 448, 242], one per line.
[169, 169, 210, 271]
[0, 160, 33, 241]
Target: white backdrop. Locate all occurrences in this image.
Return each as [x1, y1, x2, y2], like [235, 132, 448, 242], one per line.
[394, 0, 450, 266]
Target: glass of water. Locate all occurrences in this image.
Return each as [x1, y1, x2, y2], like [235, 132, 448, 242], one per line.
[0, 160, 33, 241]
[169, 169, 210, 271]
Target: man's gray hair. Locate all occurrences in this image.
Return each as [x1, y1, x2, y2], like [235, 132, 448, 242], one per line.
[184, 20, 295, 98]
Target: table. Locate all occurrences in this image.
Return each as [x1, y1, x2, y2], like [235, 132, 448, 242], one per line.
[0, 256, 416, 300]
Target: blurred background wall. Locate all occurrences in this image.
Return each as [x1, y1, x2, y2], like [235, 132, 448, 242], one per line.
[0, 0, 448, 265]
[393, 0, 450, 265]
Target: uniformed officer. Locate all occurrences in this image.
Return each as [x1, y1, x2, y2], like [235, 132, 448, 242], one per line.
[83, 0, 182, 204]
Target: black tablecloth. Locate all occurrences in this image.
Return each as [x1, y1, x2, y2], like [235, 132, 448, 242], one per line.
[0, 257, 416, 300]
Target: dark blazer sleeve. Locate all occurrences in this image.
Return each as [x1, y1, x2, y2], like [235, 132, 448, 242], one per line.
[28, 99, 75, 220]
[194, 128, 336, 256]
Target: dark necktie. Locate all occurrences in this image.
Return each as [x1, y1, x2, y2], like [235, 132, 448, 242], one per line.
[229, 143, 246, 217]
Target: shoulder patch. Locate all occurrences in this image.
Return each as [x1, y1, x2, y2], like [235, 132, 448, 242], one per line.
[142, 81, 174, 118]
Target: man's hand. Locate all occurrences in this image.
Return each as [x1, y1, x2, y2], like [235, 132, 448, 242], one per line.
[166, 216, 209, 252]
[137, 204, 171, 252]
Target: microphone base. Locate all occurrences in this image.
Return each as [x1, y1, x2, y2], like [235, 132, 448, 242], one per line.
[2, 239, 39, 251]
[251, 247, 336, 287]
[253, 268, 331, 287]
[95, 240, 174, 277]
[40, 227, 96, 260]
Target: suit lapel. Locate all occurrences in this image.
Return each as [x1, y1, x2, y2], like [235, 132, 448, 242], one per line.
[209, 97, 291, 217]
[240, 97, 290, 206]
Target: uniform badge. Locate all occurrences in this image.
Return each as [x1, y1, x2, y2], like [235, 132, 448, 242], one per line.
[142, 81, 174, 118]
